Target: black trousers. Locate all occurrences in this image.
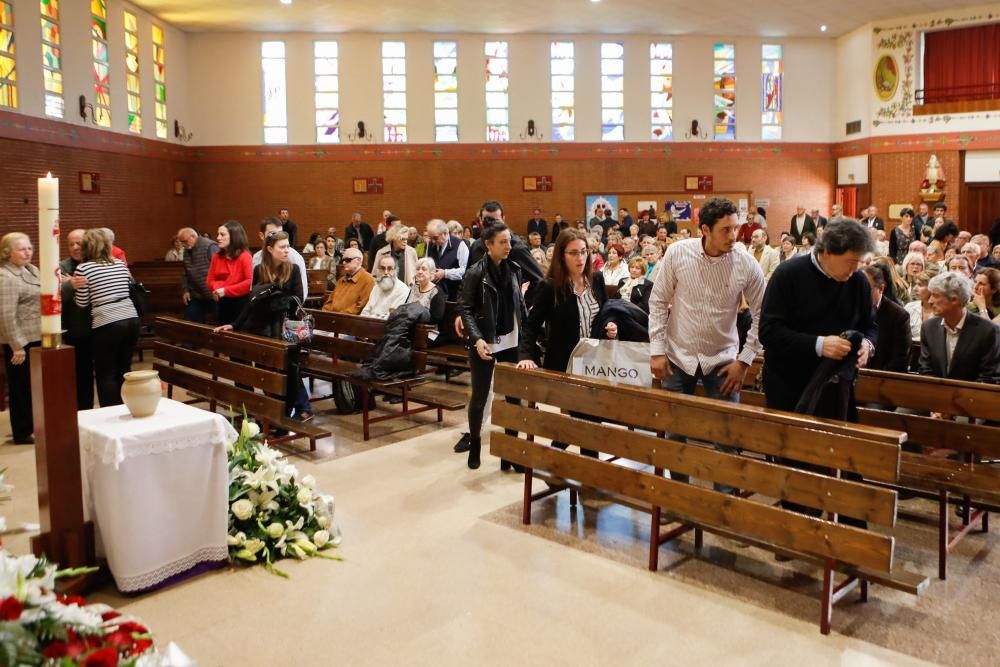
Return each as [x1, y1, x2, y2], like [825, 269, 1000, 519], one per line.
[3, 341, 39, 442]
[65, 334, 95, 410]
[218, 296, 249, 326]
[92, 318, 140, 407]
[467, 346, 519, 443]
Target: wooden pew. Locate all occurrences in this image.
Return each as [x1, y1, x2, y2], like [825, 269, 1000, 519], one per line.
[153, 316, 331, 453]
[304, 269, 332, 308]
[741, 358, 1000, 580]
[491, 364, 927, 635]
[129, 261, 186, 360]
[300, 310, 465, 440]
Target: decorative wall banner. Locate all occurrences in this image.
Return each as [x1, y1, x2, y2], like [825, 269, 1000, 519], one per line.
[352, 176, 384, 194]
[584, 195, 618, 224]
[79, 172, 100, 194]
[522, 175, 553, 192]
[685, 175, 713, 192]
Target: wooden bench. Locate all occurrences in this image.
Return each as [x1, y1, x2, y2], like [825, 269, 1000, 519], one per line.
[304, 269, 331, 308]
[301, 310, 465, 440]
[129, 261, 186, 361]
[491, 364, 927, 635]
[152, 316, 331, 453]
[742, 359, 1000, 580]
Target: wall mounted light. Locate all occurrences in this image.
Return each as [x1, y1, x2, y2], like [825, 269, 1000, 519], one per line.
[347, 120, 374, 143]
[684, 119, 709, 140]
[174, 120, 193, 142]
[78, 94, 96, 125]
[519, 119, 544, 141]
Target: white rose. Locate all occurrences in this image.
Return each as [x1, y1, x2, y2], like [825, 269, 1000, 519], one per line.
[316, 514, 330, 529]
[312, 530, 330, 548]
[231, 499, 254, 521]
[301, 474, 316, 488]
[296, 488, 313, 505]
[245, 421, 261, 438]
[267, 522, 284, 539]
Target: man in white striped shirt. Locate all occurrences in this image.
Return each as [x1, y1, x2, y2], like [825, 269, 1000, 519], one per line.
[648, 197, 767, 489]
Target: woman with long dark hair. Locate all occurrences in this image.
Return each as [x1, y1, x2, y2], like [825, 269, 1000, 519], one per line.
[207, 220, 252, 325]
[216, 231, 312, 421]
[457, 223, 527, 469]
[518, 228, 615, 374]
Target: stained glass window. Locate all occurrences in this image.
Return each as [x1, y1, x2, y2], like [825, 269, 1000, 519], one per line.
[433, 41, 458, 142]
[485, 41, 508, 142]
[90, 0, 109, 126]
[601, 42, 625, 141]
[650, 42, 672, 141]
[382, 41, 406, 142]
[713, 43, 735, 140]
[550, 41, 574, 141]
[39, 0, 61, 117]
[761, 44, 783, 141]
[121, 11, 140, 133]
[261, 41, 287, 144]
[0, 1, 16, 110]
[152, 25, 166, 138]
[314, 41, 339, 143]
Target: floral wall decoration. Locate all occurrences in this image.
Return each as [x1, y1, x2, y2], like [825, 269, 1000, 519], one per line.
[871, 8, 998, 129]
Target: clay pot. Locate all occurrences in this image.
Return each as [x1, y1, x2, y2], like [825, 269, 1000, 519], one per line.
[121, 370, 162, 418]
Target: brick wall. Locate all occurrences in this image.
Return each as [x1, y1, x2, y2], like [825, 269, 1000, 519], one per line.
[191, 148, 835, 246]
[870, 151, 961, 231]
[0, 136, 194, 261]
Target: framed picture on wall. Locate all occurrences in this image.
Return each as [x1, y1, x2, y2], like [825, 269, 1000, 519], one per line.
[79, 172, 100, 194]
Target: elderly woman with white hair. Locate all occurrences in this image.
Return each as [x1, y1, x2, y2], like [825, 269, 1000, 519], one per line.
[404, 257, 447, 327]
[372, 223, 418, 286]
[0, 232, 41, 444]
[918, 271, 1000, 382]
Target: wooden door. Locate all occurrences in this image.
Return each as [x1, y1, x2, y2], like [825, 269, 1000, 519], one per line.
[964, 183, 1000, 236]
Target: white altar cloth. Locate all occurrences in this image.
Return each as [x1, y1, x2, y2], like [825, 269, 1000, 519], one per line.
[78, 399, 236, 592]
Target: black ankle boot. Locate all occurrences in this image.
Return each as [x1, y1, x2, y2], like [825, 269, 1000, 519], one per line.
[467, 438, 481, 469]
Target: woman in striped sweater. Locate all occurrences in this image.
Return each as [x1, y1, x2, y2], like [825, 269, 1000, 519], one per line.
[207, 220, 253, 325]
[72, 228, 139, 407]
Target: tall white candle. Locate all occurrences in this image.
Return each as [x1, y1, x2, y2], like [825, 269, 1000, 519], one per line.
[38, 173, 60, 336]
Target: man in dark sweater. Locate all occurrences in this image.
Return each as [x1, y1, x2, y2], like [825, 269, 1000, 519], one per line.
[527, 209, 547, 245]
[278, 208, 298, 248]
[760, 219, 877, 412]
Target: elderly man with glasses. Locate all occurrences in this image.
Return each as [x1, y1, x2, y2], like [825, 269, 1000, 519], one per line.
[322, 248, 375, 315]
[424, 218, 469, 300]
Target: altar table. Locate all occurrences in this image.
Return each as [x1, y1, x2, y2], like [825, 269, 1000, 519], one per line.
[78, 399, 236, 593]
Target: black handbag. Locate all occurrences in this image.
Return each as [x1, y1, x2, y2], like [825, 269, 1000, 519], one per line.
[128, 280, 148, 317]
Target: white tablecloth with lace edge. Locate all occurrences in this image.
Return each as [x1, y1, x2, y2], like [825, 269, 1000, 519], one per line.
[78, 399, 236, 593]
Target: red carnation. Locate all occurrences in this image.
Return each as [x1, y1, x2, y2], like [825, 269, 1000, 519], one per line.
[81, 646, 120, 667]
[130, 638, 154, 655]
[42, 638, 88, 659]
[0, 596, 24, 621]
[104, 629, 135, 651]
[115, 621, 148, 635]
[101, 610, 122, 621]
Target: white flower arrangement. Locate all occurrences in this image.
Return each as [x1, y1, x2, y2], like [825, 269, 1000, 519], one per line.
[227, 417, 342, 577]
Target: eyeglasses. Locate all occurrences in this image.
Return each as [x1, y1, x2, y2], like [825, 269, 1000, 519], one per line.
[343, 256, 361, 263]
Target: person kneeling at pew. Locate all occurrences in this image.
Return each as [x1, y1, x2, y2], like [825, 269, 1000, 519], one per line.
[214, 230, 314, 423]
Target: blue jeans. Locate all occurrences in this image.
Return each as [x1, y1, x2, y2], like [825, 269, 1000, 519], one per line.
[661, 360, 739, 493]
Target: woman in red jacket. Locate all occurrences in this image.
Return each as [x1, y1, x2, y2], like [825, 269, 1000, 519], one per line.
[207, 220, 252, 325]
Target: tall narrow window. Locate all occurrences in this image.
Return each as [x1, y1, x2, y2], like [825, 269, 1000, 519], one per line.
[314, 40, 339, 143]
[550, 41, 574, 141]
[40, 0, 61, 117]
[650, 42, 672, 141]
[601, 42, 624, 141]
[382, 41, 406, 143]
[433, 41, 458, 142]
[123, 11, 140, 133]
[152, 24, 166, 138]
[484, 41, 509, 142]
[261, 41, 287, 144]
[761, 44, 783, 140]
[0, 1, 12, 109]
[91, 0, 110, 127]
[713, 43, 735, 140]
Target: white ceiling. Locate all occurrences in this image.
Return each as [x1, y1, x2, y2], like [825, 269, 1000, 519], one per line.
[129, 0, 975, 36]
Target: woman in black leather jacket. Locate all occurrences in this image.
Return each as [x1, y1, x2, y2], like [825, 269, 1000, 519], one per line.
[457, 223, 527, 469]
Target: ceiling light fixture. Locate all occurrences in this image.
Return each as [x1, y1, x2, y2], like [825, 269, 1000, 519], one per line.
[280, 0, 292, 5]
[820, 25, 828, 32]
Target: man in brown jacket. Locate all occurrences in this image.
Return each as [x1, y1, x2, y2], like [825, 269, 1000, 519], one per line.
[322, 247, 374, 314]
